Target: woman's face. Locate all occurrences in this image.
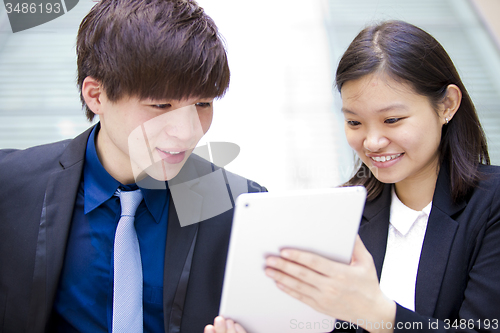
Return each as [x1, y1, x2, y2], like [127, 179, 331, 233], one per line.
[341, 74, 446, 187]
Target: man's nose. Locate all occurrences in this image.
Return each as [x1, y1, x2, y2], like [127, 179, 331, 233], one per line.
[162, 105, 202, 141]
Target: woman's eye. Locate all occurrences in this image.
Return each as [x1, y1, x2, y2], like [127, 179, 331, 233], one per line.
[385, 118, 402, 124]
[196, 102, 212, 108]
[346, 120, 361, 126]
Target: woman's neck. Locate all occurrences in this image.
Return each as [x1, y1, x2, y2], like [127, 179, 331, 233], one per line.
[394, 170, 438, 211]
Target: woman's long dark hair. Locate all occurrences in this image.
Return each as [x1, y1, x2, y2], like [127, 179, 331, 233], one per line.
[336, 20, 489, 202]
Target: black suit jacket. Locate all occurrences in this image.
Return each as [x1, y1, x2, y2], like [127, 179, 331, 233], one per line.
[0, 126, 265, 333]
[359, 164, 500, 332]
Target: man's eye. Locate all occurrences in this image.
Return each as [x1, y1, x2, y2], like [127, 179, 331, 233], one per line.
[196, 102, 212, 108]
[152, 104, 171, 109]
[346, 120, 361, 126]
[385, 118, 402, 124]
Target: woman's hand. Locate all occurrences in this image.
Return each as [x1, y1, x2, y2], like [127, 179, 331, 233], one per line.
[204, 316, 247, 333]
[265, 236, 396, 333]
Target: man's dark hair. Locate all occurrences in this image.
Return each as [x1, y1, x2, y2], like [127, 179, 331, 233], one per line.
[336, 20, 489, 202]
[77, 0, 230, 121]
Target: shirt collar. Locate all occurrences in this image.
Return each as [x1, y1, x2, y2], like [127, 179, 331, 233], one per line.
[141, 186, 169, 224]
[83, 124, 168, 223]
[390, 186, 432, 236]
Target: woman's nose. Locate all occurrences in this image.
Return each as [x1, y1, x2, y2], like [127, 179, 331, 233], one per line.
[363, 130, 390, 152]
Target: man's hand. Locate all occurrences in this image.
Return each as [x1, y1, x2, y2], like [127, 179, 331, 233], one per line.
[204, 316, 247, 333]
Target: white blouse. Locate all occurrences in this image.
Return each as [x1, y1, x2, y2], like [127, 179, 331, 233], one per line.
[379, 187, 432, 311]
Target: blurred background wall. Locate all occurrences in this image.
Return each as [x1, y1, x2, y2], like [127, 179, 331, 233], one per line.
[1, 0, 499, 191]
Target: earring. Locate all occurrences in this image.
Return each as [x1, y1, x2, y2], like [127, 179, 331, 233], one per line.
[445, 117, 449, 125]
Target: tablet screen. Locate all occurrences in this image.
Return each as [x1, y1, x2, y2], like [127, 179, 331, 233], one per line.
[220, 186, 366, 333]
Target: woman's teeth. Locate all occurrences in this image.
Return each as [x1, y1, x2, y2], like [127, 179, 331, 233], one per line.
[371, 153, 402, 162]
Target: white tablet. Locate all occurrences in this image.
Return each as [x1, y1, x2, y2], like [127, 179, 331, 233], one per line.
[219, 186, 366, 333]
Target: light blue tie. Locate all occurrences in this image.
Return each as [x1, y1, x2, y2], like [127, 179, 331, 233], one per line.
[113, 189, 144, 333]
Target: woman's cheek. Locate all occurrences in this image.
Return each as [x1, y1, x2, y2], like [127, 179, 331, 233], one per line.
[345, 130, 364, 153]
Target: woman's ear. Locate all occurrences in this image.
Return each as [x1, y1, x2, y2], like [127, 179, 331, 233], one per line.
[82, 77, 103, 115]
[441, 84, 462, 125]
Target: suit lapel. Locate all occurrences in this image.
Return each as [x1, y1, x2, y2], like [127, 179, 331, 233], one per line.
[163, 156, 207, 332]
[414, 166, 464, 316]
[162, 155, 238, 331]
[27, 127, 93, 332]
[359, 184, 392, 279]
[167, 155, 206, 228]
[163, 195, 199, 333]
[359, 166, 466, 317]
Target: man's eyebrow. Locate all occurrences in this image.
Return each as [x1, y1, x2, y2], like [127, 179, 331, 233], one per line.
[341, 103, 409, 115]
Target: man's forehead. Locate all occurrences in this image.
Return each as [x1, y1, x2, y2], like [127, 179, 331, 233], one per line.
[141, 96, 216, 103]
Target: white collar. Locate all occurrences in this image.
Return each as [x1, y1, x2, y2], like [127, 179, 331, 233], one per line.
[390, 186, 432, 236]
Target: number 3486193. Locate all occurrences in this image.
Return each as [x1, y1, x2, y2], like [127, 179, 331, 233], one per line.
[444, 319, 499, 330]
[5, 3, 61, 14]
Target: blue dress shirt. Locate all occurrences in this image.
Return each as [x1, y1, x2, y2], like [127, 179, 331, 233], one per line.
[52, 126, 169, 332]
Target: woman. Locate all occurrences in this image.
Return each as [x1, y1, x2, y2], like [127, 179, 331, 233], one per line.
[206, 20, 500, 333]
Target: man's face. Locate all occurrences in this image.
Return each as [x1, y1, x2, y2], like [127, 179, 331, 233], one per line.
[96, 92, 213, 184]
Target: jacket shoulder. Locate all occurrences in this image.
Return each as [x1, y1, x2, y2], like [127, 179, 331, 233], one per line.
[222, 167, 267, 193]
[0, 140, 72, 180]
[478, 164, 500, 178]
[472, 164, 500, 197]
[0, 126, 93, 181]
[180, 153, 267, 193]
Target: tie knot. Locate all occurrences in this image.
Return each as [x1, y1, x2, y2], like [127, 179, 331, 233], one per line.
[116, 189, 143, 217]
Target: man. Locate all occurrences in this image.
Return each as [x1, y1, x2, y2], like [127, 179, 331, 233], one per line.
[0, 0, 264, 332]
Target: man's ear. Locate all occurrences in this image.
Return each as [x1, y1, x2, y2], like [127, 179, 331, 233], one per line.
[82, 77, 104, 115]
[441, 84, 462, 125]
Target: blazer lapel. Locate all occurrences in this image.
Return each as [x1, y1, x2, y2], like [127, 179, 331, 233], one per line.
[358, 165, 465, 317]
[414, 166, 464, 316]
[27, 127, 93, 332]
[163, 156, 207, 332]
[162, 154, 237, 332]
[168, 154, 233, 227]
[358, 184, 392, 279]
[163, 195, 199, 333]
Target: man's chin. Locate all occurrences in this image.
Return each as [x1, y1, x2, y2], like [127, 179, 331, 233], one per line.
[132, 160, 186, 186]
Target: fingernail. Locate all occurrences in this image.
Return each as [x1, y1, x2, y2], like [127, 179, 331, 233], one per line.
[265, 268, 275, 277]
[281, 250, 290, 258]
[266, 257, 277, 266]
[214, 316, 225, 329]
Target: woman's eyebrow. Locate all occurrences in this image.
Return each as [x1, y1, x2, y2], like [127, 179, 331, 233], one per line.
[341, 103, 409, 115]
[375, 103, 409, 113]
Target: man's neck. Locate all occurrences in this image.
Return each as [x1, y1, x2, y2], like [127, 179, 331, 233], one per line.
[95, 128, 136, 185]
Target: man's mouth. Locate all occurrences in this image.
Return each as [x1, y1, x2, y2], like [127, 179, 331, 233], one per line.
[158, 148, 183, 155]
[156, 148, 187, 164]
